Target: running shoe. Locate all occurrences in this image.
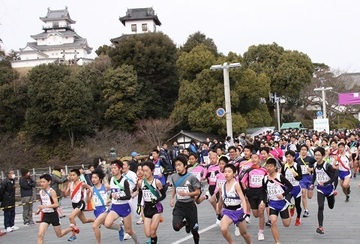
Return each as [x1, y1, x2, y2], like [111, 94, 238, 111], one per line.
[295, 218, 301, 226]
[258, 232, 265, 241]
[145, 238, 151, 244]
[118, 226, 124, 241]
[265, 219, 272, 227]
[5, 227, 12, 233]
[234, 226, 240, 236]
[316, 227, 324, 234]
[289, 205, 295, 217]
[193, 223, 199, 232]
[136, 217, 143, 225]
[124, 233, 132, 240]
[10, 226, 19, 231]
[67, 235, 77, 241]
[215, 218, 221, 226]
[245, 215, 251, 224]
[303, 210, 309, 217]
[345, 195, 350, 202]
[69, 224, 80, 234]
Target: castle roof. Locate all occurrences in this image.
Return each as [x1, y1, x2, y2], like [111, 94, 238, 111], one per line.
[119, 7, 161, 26]
[20, 38, 92, 54]
[40, 7, 76, 24]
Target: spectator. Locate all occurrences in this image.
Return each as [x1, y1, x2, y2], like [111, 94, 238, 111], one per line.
[51, 166, 68, 218]
[0, 169, 19, 232]
[170, 141, 181, 168]
[130, 151, 140, 173]
[20, 168, 36, 225]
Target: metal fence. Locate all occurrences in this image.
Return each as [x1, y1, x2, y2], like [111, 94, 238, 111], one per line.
[0, 164, 86, 201]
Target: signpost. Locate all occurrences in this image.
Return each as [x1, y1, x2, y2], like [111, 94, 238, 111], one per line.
[216, 108, 226, 117]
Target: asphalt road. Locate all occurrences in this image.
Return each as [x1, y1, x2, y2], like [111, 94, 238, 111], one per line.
[1, 177, 360, 243]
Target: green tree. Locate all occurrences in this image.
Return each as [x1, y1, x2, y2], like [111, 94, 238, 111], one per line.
[0, 77, 28, 132]
[95, 45, 113, 56]
[109, 32, 179, 118]
[176, 44, 216, 81]
[26, 64, 71, 140]
[76, 55, 112, 131]
[0, 60, 19, 86]
[56, 76, 94, 147]
[180, 31, 218, 56]
[103, 65, 143, 130]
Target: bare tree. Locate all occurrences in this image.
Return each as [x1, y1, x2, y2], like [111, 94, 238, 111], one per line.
[135, 118, 178, 147]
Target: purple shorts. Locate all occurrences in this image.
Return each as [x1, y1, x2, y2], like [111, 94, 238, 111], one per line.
[338, 170, 350, 180]
[222, 207, 245, 225]
[110, 203, 131, 218]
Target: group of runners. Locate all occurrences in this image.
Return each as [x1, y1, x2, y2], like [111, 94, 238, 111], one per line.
[19, 130, 359, 243]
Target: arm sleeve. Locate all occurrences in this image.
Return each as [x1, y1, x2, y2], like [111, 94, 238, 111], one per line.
[157, 187, 167, 202]
[323, 164, 335, 186]
[137, 188, 143, 205]
[119, 180, 131, 200]
[294, 164, 303, 181]
[312, 168, 317, 184]
[280, 174, 293, 196]
[260, 178, 267, 201]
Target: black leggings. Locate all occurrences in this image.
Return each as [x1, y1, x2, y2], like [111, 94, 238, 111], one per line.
[317, 192, 335, 227]
[285, 194, 302, 218]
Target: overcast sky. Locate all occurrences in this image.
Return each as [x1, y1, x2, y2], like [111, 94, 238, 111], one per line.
[1, 0, 359, 72]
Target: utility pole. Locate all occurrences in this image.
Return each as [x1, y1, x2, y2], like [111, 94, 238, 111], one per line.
[314, 87, 333, 118]
[210, 62, 241, 141]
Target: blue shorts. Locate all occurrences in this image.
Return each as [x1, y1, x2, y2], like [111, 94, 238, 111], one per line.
[269, 199, 288, 212]
[290, 185, 301, 199]
[338, 170, 350, 180]
[317, 185, 334, 197]
[110, 203, 131, 218]
[299, 175, 312, 189]
[94, 206, 108, 218]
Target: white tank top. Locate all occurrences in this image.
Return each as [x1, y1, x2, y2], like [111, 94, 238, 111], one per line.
[40, 188, 55, 213]
[110, 177, 128, 205]
[222, 182, 241, 207]
[70, 182, 83, 203]
[141, 179, 159, 203]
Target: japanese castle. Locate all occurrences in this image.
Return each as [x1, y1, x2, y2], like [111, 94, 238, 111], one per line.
[11, 7, 92, 68]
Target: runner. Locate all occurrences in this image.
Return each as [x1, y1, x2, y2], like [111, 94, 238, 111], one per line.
[186, 153, 208, 204]
[63, 169, 95, 241]
[209, 156, 228, 226]
[104, 160, 139, 243]
[36, 174, 79, 244]
[281, 150, 302, 226]
[170, 155, 201, 244]
[137, 161, 166, 244]
[122, 160, 139, 240]
[238, 145, 253, 224]
[203, 151, 220, 223]
[334, 142, 352, 202]
[262, 158, 293, 244]
[218, 164, 251, 244]
[241, 153, 267, 241]
[296, 144, 315, 218]
[311, 147, 336, 234]
[90, 169, 117, 244]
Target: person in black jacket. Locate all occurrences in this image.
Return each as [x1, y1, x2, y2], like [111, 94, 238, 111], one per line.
[20, 168, 36, 225]
[0, 169, 19, 232]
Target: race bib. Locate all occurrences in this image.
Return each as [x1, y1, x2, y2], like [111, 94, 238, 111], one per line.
[250, 175, 263, 187]
[154, 167, 162, 176]
[143, 189, 155, 202]
[176, 187, 190, 200]
[301, 165, 308, 174]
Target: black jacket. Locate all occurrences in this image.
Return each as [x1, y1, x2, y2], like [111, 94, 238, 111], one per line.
[19, 176, 36, 197]
[0, 178, 16, 208]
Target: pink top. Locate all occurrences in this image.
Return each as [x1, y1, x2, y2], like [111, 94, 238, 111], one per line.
[238, 160, 253, 177]
[271, 148, 283, 160]
[204, 164, 220, 185]
[241, 167, 268, 189]
[187, 163, 205, 182]
[214, 172, 226, 193]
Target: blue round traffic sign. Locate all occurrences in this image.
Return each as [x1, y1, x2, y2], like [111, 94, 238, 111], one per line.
[216, 108, 226, 117]
[316, 111, 323, 116]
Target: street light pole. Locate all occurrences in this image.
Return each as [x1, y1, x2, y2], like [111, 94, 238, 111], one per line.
[275, 93, 281, 131]
[314, 87, 333, 118]
[210, 62, 241, 141]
